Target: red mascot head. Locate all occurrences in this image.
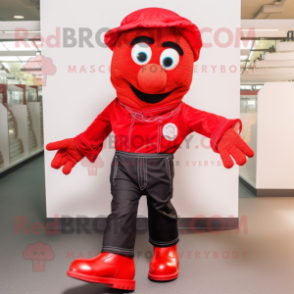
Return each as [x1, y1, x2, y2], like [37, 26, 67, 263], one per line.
[105, 8, 202, 111]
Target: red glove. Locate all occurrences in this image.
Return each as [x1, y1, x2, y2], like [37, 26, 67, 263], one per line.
[217, 128, 254, 169]
[46, 138, 84, 175]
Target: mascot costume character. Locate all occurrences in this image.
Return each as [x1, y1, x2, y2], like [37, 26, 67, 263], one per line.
[46, 8, 254, 291]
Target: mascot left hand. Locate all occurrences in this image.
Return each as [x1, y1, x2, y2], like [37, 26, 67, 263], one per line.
[217, 128, 254, 169]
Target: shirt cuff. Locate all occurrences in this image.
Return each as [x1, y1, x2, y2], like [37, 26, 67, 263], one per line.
[74, 134, 103, 163]
[210, 119, 242, 153]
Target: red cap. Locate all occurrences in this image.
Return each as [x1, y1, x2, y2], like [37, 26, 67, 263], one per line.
[104, 8, 203, 62]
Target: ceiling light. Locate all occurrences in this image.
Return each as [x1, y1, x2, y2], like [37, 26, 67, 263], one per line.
[242, 29, 279, 32]
[255, 29, 279, 32]
[14, 15, 24, 19]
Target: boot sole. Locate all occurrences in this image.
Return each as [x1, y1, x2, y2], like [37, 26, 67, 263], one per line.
[67, 270, 135, 291]
[148, 270, 178, 281]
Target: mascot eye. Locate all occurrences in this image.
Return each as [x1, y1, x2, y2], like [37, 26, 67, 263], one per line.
[131, 43, 152, 65]
[160, 48, 180, 70]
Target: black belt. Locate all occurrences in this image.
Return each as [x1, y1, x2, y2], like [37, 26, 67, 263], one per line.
[115, 150, 174, 159]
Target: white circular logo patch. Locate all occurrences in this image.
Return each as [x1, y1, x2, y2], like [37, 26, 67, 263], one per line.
[163, 123, 178, 141]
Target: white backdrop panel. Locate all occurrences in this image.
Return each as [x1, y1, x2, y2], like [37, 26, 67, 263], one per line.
[41, 0, 241, 218]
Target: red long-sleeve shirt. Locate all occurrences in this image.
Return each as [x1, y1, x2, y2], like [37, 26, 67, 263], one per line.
[74, 98, 241, 162]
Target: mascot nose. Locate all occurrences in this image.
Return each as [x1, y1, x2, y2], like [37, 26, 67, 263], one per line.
[137, 64, 167, 93]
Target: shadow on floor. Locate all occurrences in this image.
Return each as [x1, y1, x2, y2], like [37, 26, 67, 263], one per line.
[62, 283, 134, 294]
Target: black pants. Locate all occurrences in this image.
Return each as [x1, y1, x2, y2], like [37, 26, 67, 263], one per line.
[101, 151, 178, 257]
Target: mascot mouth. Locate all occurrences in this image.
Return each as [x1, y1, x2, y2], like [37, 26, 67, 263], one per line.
[129, 83, 173, 104]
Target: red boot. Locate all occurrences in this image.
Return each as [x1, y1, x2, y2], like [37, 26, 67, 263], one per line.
[148, 244, 179, 281]
[67, 253, 135, 290]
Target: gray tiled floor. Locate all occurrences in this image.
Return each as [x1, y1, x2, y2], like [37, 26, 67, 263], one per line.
[1, 154, 294, 294]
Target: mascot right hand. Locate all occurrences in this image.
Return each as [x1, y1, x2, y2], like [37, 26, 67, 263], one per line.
[46, 138, 84, 175]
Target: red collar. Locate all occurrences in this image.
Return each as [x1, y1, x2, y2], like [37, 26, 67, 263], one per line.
[118, 100, 181, 118]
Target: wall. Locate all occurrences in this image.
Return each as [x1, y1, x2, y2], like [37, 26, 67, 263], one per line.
[256, 82, 294, 189]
